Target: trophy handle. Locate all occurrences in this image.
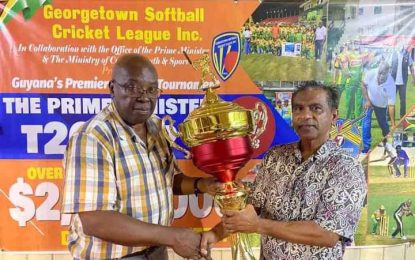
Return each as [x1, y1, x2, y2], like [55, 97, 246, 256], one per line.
[161, 115, 192, 159]
[250, 102, 268, 149]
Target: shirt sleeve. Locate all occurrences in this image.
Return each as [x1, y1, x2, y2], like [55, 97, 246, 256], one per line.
[314, 157, 367, 240]
[247, 155, 269, 210]
[61, 132, 117, 214]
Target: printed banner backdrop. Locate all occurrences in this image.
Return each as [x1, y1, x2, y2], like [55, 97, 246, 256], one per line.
[242, 0, 415, 246]
[2, 0, 415, 253]
[0, 0, 299, 251]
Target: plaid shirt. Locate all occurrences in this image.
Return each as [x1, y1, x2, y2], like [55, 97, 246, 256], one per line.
[62, 102, 176, 259]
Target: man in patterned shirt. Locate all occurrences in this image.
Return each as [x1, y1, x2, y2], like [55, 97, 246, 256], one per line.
[201, 81, 367, 259]
[62, 54, 219, 259]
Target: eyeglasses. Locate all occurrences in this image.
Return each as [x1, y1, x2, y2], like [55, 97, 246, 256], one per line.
[112, 80, 160, 98]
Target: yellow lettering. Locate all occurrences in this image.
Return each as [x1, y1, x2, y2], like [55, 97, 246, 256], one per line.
[52, 24, 110, 40]
[145, 7, 155, 21]
[177, 27, 201, 41]
[116, 26, 170, 43]
[27, 167, 64, 180]
[43, 5, 138, 24]
[89, 9, 98, 22]
[144, 7, 204, 22]
[43, 5, 54, 20]
[27, 168, 37, 180]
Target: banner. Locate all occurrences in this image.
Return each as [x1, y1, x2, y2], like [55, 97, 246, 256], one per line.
[2, 0, 414, 253]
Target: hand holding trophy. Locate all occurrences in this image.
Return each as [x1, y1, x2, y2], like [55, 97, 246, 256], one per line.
[161, 51, 267, 260]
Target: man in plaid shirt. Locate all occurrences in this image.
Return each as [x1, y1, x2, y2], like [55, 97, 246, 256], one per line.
[62, 54, 219, 259]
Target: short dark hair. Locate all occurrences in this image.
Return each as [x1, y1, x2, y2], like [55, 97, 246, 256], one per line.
[292, 81, 339, 110]
[112, 54, 157, 79]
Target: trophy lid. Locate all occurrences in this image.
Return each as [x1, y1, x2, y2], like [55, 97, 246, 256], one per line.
[179, 87, 255, 147]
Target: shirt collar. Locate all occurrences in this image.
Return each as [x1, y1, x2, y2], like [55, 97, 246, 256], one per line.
[315, 140, 338, 160]
[294, 139, 338, 163]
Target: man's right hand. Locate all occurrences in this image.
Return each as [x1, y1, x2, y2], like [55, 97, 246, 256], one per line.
[170, 228, 202, 259]
[364, 101, 372, 110]
[200, 230, 220, 260]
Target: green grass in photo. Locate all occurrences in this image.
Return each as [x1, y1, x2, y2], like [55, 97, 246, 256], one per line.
[369, 166, 415, 195]
[365, 194, 415, 243]
[240, 54, 326, 81]
[355, 163, 415, 245]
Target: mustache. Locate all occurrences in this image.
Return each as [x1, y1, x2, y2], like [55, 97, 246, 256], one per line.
[296, 122, 317, 128]
[133, 102, 151, 109]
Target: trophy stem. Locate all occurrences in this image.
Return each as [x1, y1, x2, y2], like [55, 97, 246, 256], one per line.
[214, 182, 256, 260]
[229, 233, 256, 260]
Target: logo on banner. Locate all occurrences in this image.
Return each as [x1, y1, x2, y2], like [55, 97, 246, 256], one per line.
[211, 32, 241, 81]
[330, 118, 362, 158]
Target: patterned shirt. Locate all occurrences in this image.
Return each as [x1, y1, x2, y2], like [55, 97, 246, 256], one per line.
[248, 140, 367, 260]
[61, 102, 177, 259]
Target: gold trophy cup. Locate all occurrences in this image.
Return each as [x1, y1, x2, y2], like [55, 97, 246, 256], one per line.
[161, 52, 268, 260]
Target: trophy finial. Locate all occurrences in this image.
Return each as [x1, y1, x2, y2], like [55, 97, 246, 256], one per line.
[183, 51, 220, 90]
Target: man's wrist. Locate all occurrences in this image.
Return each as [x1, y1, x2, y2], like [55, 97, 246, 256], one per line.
[193, 177, 203, 196]
[211, 223, 227, 241]
[158, 226, 178, 247]
[256, 217, 266, 235]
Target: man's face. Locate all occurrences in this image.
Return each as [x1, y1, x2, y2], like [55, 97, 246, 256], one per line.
[377, 66, 389, 84]
[109, 64, 159, 126]
[292, 88, 337, 143]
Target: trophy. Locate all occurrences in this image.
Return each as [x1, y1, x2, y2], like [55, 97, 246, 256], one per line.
[161, 51, 267, 260]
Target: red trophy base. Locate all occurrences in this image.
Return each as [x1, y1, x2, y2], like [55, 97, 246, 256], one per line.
[191, 136, 253, 183]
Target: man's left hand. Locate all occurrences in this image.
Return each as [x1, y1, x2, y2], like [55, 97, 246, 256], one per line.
[199, 177, 224, 196]
[222, 204, 260, 234]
